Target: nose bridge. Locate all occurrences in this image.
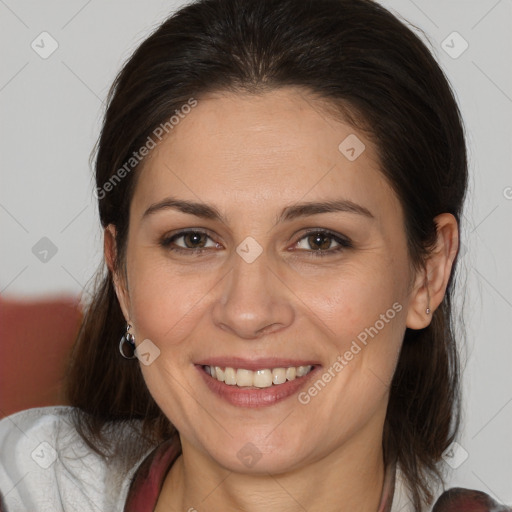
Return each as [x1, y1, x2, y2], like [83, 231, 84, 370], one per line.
[212, 242, 294, 338]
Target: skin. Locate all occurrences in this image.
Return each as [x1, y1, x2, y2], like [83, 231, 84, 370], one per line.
[105, 87, 458, 512]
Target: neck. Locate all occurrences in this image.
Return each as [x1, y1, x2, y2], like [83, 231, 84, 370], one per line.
[156, 429, 387, 512]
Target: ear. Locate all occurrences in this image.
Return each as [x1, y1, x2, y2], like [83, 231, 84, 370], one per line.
[406, 213, 459, 330]
[104, 224, 131, 322]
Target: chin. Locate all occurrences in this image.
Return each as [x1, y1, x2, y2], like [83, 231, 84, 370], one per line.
[198, 429, 314, 475]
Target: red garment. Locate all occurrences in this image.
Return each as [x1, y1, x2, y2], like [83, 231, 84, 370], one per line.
[124, 438, 180, 511]
[123, 439, 511, 512]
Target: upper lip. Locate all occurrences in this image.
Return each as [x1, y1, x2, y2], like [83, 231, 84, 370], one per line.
[195, 357, 320, 371]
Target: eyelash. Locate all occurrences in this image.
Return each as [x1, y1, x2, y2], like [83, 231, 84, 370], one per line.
[160, 228, 353, 257]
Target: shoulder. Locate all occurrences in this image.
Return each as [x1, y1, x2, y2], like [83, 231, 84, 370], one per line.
[0, 406, 156, 512]
[391, 466, 511, 512]
[432, 488, 512, 512]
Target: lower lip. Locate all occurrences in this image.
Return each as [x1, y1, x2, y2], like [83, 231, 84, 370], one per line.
[196, 365, 320, 408]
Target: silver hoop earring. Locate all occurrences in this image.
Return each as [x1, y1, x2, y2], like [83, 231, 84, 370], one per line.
[119, 323, 136, 359]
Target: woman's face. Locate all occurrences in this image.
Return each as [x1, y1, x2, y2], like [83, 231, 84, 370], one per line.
[114, 87, 421, 473]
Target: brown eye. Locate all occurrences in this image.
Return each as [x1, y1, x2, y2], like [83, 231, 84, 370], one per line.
[160, 230, 220, 253]
[306, 232, 333, 251]
[294, 229, 352, 257]
[181, 232, 208, 248]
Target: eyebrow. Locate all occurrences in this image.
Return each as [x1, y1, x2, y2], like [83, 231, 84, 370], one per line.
[142, 196, 374, 223]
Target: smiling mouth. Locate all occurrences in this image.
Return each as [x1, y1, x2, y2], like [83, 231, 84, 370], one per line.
[202, 364, 315, 388]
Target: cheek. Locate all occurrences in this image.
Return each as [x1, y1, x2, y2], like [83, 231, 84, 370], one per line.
[126, 253, 215, 346]
[302, 262, 406, 339]
[299, 260, 408, 401]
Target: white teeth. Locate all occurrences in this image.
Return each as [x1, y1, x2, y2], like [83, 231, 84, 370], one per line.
[272, 368, 287, 385]
[224, 367, 237, 385]
[215, 366, 225, 382]
[253, 369, 273, 388]
[296, 365, 310, 377]
[236, 369, 253, 387]
[285, 367, 296, 381]
[204, 364, 313, 388]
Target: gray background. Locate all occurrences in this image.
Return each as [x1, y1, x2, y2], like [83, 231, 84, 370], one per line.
[1, 0, 511, 502]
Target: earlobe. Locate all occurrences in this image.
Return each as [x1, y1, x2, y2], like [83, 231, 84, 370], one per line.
[405, 271, 431, 330]
[405, 213, 459, 330]
[104, 224, 131, 322]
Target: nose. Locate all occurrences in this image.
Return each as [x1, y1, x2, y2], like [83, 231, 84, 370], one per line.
[212, 248, 295, 339]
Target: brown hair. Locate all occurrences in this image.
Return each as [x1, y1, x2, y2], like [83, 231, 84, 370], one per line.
[66, 0, 467, 509]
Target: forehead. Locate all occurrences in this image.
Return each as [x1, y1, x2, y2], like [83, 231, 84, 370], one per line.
[131, 88, 400, 224]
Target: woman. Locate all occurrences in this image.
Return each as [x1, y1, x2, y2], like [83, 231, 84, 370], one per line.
[0, 0, 509, 510]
